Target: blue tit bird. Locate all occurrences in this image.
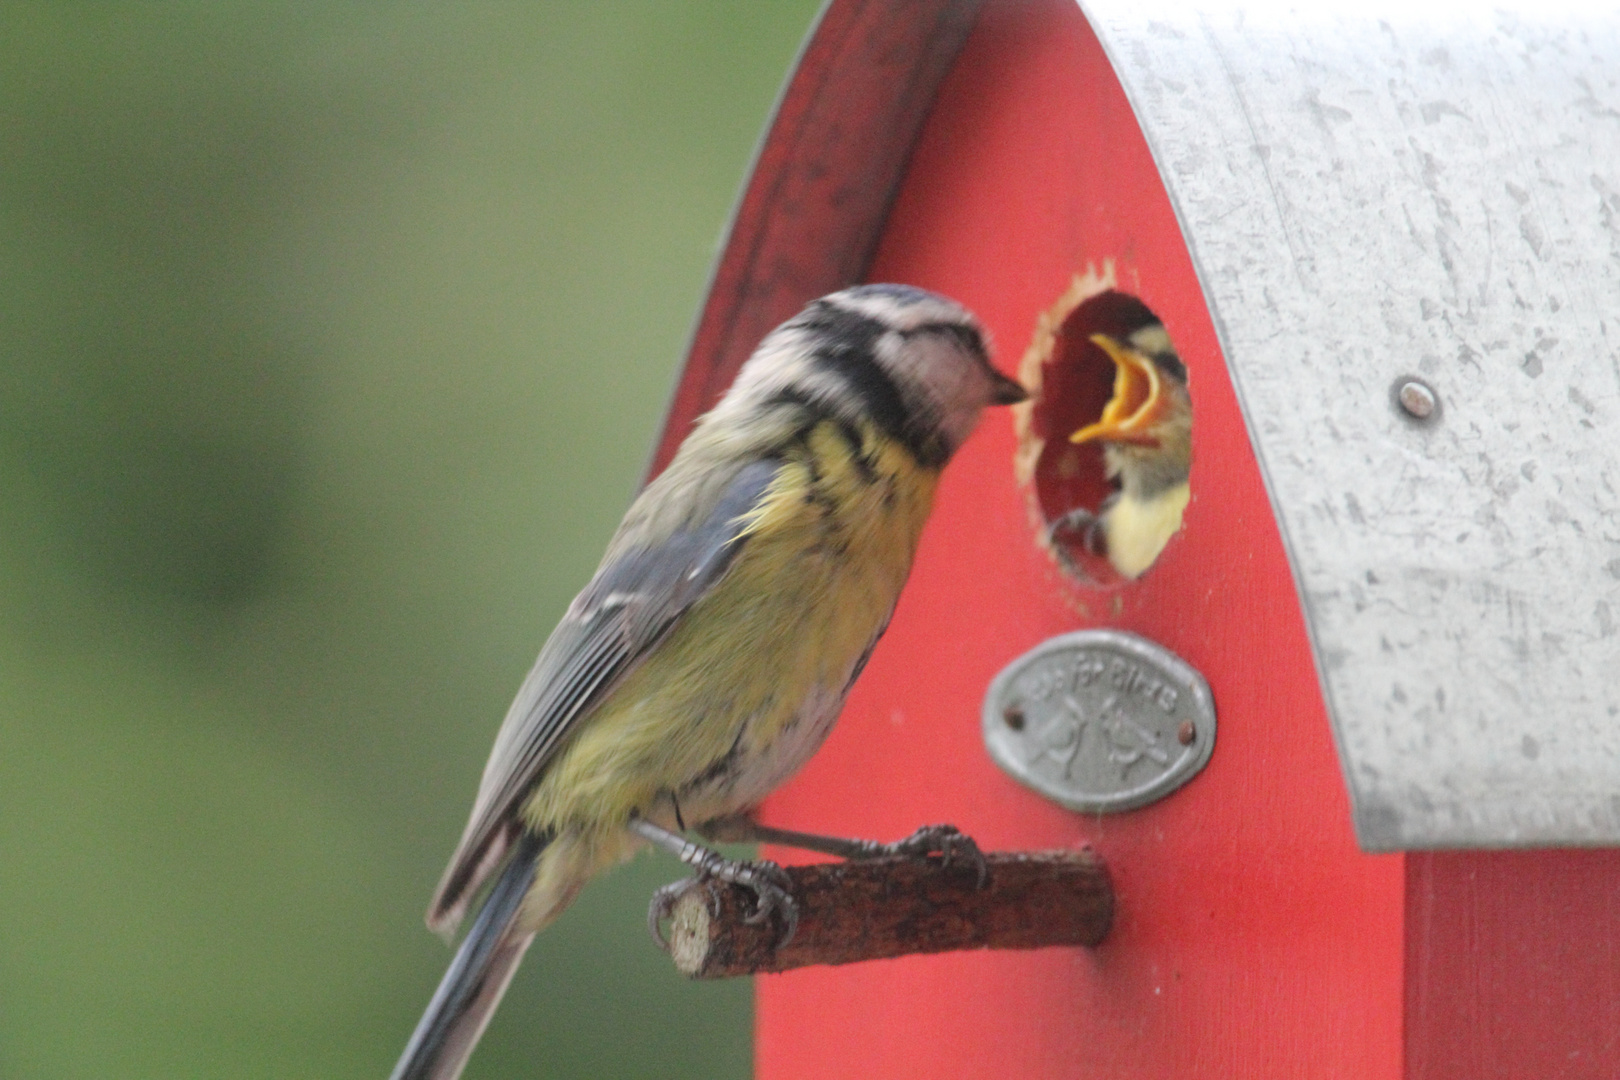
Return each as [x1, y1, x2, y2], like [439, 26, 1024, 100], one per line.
[389, 284, 1026, 1080]
[1050, 322, 1191, 580]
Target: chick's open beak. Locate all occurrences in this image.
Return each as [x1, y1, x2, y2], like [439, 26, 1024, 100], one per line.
[1069, 333, 1170, 447]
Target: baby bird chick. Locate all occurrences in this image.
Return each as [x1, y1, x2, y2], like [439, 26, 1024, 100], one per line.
[1054, 323, 1191, 580]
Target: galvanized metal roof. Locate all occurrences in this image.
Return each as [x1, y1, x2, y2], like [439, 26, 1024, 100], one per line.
[1082, 1, 1620, 848]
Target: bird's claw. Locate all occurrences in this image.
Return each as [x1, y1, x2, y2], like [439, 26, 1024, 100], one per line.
[647, 880, 684, 951]
[881, 823, 989, 888]
[717, 857, 797, 944]
[646, 857, 799, 951]
[1046, 508, 1106, 556]
[735, 859, 798, 942]
[647, 876, 724, 952]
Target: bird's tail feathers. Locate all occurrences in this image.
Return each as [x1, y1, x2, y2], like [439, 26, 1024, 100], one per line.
[390, 831, 548, 1080]
[427, 822, 516, 942]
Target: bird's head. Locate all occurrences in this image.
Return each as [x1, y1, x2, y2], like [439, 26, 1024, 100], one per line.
[726, 283, 1026, 467]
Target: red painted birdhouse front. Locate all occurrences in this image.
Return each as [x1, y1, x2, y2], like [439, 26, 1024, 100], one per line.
[653, 1, 1620, 1077]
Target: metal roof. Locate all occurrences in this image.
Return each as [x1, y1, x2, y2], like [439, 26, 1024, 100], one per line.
[1084, 0, 1620, 848]
[664, 0, 1620, 849]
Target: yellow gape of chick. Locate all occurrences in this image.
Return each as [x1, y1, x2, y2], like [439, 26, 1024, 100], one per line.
[1060, 323, 1191, 580]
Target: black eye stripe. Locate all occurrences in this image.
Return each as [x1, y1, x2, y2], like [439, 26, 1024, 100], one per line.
[1127, 330, 1187, 384]
[1150, 349, 1187, 384]
[780, 301, 949, 468]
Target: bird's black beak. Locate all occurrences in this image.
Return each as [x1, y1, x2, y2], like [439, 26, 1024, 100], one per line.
[989, 370, 1028, 406]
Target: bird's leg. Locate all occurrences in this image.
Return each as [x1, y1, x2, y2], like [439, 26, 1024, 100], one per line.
[698, 815, 988, 887]
[630, 816, 797, 948]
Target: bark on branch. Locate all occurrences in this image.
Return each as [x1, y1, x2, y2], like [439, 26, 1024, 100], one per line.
[661, 849, 1112, 978]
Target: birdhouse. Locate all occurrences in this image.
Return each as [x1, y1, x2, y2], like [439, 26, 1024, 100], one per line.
[651, 1, 1620, 1076]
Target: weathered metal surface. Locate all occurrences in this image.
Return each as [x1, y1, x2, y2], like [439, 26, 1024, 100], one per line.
[983, 630, 1216, 812]
[1081, 1, 1620, 848]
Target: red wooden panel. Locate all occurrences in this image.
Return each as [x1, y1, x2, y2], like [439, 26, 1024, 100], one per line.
[1406, 851, 1620, 1079]
[648, 0, 980, 477]
[753, 2, 1405, 1077]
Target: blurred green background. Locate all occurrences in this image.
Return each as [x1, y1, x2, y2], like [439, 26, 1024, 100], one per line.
[0, 4, 820, 1077]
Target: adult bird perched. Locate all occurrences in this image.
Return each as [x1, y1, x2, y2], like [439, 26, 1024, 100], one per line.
[389, 284, 1026, 1080]
[1051, 321, 1191, 580]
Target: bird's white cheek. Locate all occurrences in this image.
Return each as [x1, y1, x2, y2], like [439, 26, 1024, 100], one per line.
[936, 408, 981, 454]
[933, 366, 998, 451]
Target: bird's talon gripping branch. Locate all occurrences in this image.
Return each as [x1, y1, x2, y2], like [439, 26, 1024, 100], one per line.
[648, 871, 733, 951]
[889, 824, 989, 887]
[720, 857, 798, 942]
[647, 880, 688, 951]
[737, 864, 799, 941]
[633, 816, 800, 945]
[706, 816, 988, 888]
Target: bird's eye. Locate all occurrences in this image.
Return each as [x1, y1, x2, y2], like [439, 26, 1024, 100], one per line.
[1014, 280, 1192, 587]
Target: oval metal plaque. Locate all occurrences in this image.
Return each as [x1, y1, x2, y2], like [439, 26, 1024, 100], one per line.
[983, 630, 1215, 813]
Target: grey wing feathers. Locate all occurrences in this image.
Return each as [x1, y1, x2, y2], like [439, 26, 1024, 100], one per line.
[426, 456, 781, 933]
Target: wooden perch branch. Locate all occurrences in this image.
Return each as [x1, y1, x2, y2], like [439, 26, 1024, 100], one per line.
[662, 849, 1112, 978]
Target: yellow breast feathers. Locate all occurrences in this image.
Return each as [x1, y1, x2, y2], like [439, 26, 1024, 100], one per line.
[521, 416, 938, 833]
